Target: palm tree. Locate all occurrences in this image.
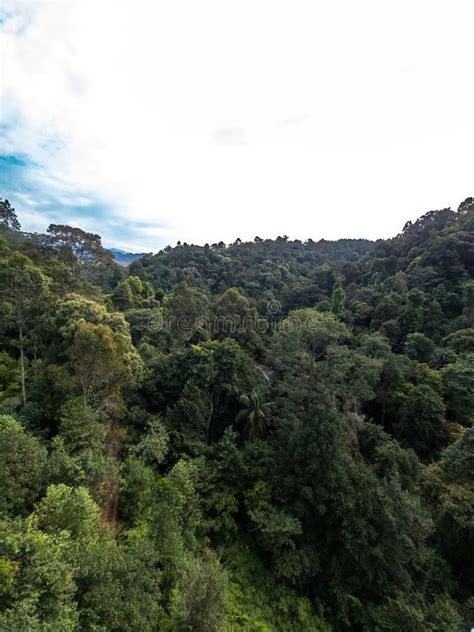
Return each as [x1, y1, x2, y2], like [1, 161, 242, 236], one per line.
[235, 390, 272, 440]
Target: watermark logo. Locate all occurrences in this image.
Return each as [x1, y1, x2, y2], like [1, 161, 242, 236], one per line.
[266, 299, 282, 316]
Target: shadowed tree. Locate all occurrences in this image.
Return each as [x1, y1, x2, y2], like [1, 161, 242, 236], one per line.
[0, 199, 21, 231]
[236, 390, 272, 440]
[46, 224, 111, 264]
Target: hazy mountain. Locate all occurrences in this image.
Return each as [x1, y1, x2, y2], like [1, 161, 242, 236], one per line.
[109, 248, 149, 267]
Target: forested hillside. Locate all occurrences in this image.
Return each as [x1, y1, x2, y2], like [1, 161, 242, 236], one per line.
[0, 196, 473, 631]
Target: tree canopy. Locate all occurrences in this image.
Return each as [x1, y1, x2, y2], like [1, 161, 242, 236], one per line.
[0, 197, 472, 630]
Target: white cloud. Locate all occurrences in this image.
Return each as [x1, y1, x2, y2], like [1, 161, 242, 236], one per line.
[1, 1, 473, 250]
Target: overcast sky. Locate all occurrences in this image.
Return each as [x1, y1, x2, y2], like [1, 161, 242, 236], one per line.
[1, 0, 473, 251]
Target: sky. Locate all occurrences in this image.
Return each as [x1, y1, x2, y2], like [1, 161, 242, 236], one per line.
[1, 0, 473, 252]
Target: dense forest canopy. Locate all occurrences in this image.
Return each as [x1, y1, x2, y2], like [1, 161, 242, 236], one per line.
[0, 196, 473, 631]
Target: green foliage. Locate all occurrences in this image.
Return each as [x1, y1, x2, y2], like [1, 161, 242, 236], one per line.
[245, 481, 302, 558]
[112, 275, 155, 311]
[235, 390, 272, 440]
[0, 198, 472, 629]
[55, 293, 130, 340]
[68, 319, 142, 400]
[132, 415, 169, 466]
[441, 355, 474, 423]
[331, 286, 346, 319]
[58, 397, 106, 454]
[0, 415, 47, 516]
[45, 223, 121, 289]
[0, 352, 21, 412]
[145, 338, 259, 451]
[371, 355, 449, 459]
[0, 253, 49, 317]
[212, 287, 265, 354]
[422, 429, 474, 600]
[163, 281, 210, 348]
[404, 332, 437, 365]
[168, 550, 228, 632]
[47, 435, 111, 505]
[392, 382, 447, 457]
[0, 516, 80, 631]
[35, 484, 101, 540]
[363, 590, 463, 631]
[226, 543, 332, 632]
[0, 253, 49, 404]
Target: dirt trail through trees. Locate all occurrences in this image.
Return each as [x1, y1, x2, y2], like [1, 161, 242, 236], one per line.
[99, 423, 122, 533]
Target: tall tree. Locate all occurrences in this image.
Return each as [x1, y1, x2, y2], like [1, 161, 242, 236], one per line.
[0, 198, 21, 231]
[0, 253, 48, 404]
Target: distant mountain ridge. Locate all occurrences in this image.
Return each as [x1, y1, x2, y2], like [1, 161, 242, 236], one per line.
[109, 248, 149, 267]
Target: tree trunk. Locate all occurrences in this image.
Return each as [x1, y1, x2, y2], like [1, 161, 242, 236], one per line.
[19, 324, 27, 405]
[206, 390, 215, 445]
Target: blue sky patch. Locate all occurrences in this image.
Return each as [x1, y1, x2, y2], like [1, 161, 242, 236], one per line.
[0, 152, 164, 251]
